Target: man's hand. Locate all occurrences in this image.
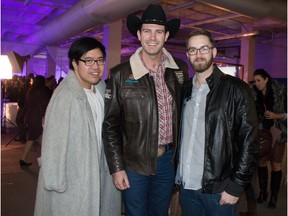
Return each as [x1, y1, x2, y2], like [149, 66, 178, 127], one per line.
[219, 191, 239, 205]
[112, 170, 130, 190]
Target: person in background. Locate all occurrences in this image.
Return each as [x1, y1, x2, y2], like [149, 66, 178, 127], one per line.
[19, 75, 52, 166]
[57, 76, 64, 85]
[15, 73, 34, 143]
[45, 75, 57, 91]
[251, 69, 287, 209]
[102, 4, 189, 216]
[6, 75, 22, 102]
[34, 37, 121, 216]
[175, 29, 259, 216]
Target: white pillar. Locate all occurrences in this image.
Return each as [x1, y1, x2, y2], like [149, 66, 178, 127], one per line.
[102, 19, 122, 80]
[240, 26, 255, 83]
[46, 51, 56, 78]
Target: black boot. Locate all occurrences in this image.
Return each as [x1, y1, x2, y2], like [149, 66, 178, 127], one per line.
[257, 166, 268, 203]
[268, 170, 282, 209]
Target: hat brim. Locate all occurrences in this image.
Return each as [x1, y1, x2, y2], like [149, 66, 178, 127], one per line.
[126, 15, 180, 40]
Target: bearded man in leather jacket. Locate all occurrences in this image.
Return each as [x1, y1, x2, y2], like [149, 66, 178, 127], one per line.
[102, 4, 189, 216]
[175, 29, 259, 216]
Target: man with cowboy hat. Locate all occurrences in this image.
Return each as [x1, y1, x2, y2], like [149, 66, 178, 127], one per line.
[103, 4, 189, 216]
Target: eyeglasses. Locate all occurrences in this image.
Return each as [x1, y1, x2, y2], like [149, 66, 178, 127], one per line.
[79, 58, 105, 66]
[187, 46, 214, 56]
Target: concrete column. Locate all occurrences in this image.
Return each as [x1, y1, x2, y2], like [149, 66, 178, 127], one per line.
[240, 26, 255, 83]
[24, 61, 29, 77]
[46, 51, 56, 78]
[102, 19, 122, 80]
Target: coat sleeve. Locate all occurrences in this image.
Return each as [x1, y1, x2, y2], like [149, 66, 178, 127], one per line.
[102, 70, 125, 175]
[40, 90, 71, 192]
[227, 82, 259, 197]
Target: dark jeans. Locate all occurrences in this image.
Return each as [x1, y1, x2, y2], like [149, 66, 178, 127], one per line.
[179, 185, 237, 216]
[123, 149, 175, 216]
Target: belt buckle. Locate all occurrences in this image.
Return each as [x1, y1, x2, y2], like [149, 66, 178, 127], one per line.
[157, 145, 166, 157]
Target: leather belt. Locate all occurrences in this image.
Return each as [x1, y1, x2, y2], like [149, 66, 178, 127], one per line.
[157, 143, 173, 157]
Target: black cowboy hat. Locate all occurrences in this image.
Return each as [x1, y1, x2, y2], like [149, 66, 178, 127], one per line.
[126, 4, 180, 40]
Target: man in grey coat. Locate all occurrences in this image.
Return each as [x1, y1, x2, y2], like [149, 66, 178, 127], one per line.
[34, 37, 121, 216]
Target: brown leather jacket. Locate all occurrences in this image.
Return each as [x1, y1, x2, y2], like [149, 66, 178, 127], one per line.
[103, 57, 189, 176]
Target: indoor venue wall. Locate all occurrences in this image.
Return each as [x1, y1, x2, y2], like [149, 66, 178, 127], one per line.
[26, 58, 46, 77]
[170, 34, 287, 80]
[254, 33, 287, 79]
[10, 32, 287, 84]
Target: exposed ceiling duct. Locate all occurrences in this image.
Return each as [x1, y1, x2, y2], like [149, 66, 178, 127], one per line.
[22, 0, 160, 55]
[2, 0, 286, 58]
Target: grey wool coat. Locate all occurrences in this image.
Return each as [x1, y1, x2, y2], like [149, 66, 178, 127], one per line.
[34, 71, 121, 216]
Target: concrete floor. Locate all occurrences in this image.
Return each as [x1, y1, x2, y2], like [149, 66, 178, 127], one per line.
[1, 128, 287, 216]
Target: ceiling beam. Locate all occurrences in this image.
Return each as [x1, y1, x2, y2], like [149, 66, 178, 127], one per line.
[198, 0, 287, 20]
[184, 13, 242, 27]
[215, 31, 259, 41]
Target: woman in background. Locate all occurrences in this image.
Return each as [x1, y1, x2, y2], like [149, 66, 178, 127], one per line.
[252, 69, 287, 209]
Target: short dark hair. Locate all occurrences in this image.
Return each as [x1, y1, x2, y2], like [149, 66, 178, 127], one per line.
[68, 37, 106, 70]
[186, 29, 215, 48]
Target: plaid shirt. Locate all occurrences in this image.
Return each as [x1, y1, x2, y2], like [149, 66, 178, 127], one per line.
[143, 54, 173, 145]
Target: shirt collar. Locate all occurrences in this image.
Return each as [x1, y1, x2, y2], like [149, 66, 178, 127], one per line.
[130, 47, 179, 79]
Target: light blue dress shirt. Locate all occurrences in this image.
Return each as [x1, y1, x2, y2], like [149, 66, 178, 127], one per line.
[176, 76, 210, 190]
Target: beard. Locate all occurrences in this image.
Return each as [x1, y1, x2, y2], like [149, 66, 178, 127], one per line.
[191, 56, 213, 73]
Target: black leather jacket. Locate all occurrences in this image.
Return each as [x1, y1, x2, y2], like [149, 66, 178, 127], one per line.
[103, 58, 189, 176]
[181, 65, 259, 197]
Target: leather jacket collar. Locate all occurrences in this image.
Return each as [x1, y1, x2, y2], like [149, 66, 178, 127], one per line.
[129, 47, 180, 80]
[206, 64, 224, 90]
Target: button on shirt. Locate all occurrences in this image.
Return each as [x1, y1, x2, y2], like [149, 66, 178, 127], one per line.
[142, 54, 173, 145]
[178, 77, 209, 190]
